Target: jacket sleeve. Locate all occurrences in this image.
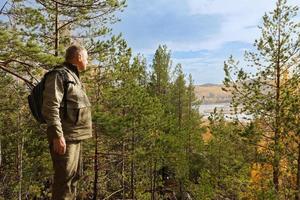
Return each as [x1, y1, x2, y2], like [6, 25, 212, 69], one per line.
[41, 72, 64, 139]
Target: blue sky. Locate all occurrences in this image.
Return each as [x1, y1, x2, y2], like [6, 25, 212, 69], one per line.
[1, 0, 299, 85]
[113, 0, 300, 85]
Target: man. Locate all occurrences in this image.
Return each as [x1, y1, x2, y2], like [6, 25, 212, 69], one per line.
[42, 45, 92, 200]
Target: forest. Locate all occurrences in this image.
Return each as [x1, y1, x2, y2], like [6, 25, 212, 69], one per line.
[1, 0, 300, 199]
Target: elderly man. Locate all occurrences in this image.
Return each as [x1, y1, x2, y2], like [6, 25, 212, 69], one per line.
[42, 45, 92, 200]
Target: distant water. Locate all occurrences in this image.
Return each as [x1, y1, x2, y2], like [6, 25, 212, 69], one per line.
[199, 103, 252, 122]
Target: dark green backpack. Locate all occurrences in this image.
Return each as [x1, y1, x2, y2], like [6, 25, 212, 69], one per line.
[28, 66, 71, 124]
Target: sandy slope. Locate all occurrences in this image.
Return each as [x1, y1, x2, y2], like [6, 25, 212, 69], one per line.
[194, 84, 231, 104]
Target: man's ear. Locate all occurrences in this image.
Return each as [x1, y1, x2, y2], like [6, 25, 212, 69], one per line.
[77, 53, 82, 62]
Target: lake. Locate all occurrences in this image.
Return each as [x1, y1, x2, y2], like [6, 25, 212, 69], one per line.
[199, 103, 252, 122]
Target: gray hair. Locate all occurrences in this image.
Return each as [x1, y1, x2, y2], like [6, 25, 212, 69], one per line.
[65, 45, 86, 61]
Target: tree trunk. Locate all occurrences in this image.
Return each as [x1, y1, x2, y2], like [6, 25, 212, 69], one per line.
[273, 132, 280, 193]
[273, 2, 282, 193]
[295, 138, 300, 200]
[122, 139, 126, 200]
[0, 138, 2, 168]
[150, 160, 154, 200]
[152, 160, 157, 200]
[217, 140, 221, 189]
[177, 87, 182, 131]
[187, 86, 192, 164]
[54, 2, 59, 57]
[17, 111, 23, 200]
[130, 122, 135, 199]
[93, 125, 99, 200]
[18, 136, 24, 200]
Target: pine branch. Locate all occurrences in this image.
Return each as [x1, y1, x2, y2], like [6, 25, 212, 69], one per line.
[50, 0, 105, 8]
[0, 1, 8, 15]
[0, 61, 34, 87]
[58, 7, 114, 31]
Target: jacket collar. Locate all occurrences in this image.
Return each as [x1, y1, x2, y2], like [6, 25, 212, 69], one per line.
[63, 62, 80, 78]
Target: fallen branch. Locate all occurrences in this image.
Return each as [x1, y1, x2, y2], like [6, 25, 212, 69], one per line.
[103, 188, 123, 200]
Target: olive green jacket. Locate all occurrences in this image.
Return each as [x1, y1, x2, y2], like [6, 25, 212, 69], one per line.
[41, 62, 92, 141]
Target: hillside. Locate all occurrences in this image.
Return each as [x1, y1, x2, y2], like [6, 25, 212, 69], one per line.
[194, 84, 231, 104]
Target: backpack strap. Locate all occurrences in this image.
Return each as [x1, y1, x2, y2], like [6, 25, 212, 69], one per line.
[52, 67, 75, 119]
[60, 70, 70, 120]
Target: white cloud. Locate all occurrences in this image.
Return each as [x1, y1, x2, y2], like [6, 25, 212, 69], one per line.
[122, 0, 300, 53]
[118, 0, 300, 84]
[173, 57, 211, 68]
[188, 0, 270, 50]
[187, 0, 270, 16]
[172, 56, 229, 84]
[163, 0, 300, 51]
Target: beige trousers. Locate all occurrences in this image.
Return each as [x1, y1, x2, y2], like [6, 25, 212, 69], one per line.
[50, 141, 82, 200]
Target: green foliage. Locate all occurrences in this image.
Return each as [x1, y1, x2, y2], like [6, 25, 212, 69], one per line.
[2, 0, 291, 199]
[197, 110, 254, 199]
[223, 0, 300, 197]
[78, 40, 205, 199]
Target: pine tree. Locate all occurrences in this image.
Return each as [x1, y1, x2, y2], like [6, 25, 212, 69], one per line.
[0, 0, 126, 79]
[223, 0, 300, 197]
[197, 110, 255, 199]
[0, 0, 127, 199]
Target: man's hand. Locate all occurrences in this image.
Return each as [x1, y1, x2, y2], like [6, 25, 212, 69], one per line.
[53, 136, 66, 155]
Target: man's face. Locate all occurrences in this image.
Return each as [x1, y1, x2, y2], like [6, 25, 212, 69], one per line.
[77, 50, 88, 71]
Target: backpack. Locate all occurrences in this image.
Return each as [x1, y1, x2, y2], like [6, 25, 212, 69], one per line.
[28, 66, 71, 124]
